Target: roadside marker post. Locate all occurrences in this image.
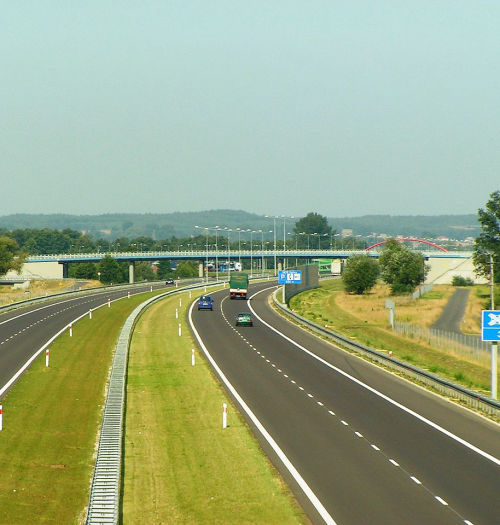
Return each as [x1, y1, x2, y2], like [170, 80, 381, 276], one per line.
[389, 351, 393, 358]
[45, 348, 50, 367]
[178, 324, 182, 337]
[128, 291, 130, 299]
[89, 308, 93, 319]
[69, 324, 73, 337]
[108, 298, 111, 308]
[179, 298, 182, 307]
[175, 308, 178, 319]
[150, 285, 153, 292]
[191, 349, 195, 366]
[222, 403, 228, 429]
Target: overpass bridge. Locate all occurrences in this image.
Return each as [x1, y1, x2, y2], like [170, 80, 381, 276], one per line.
[13, 249, 476, 284]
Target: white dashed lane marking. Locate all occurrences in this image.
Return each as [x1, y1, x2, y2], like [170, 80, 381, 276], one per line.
[219, 300, 475, 525]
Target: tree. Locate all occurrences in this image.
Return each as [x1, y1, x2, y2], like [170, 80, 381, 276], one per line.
[342, 255, 379, 294]
[135, 261, 156, 281]
[293, 212, 333, 249]
[472, 190, 500, 283]
[0, 236, 25, 276]
[174, 261, 198, 278]
[69, 262, 98, 280]
[379, 239, 428, 294]
[98, 255, 127, 284]
[157, 259, 173, 279]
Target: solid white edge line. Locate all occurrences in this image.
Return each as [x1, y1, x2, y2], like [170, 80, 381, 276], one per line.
[248, 287, 500, 467]
[0, 288, 152, 398]
[188, 299, 337, 525]
[0, 300, 111, 398]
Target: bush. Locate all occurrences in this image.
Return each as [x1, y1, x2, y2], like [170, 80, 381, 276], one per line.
[452, 275, 474, 286]
[342, 256, 379, 294]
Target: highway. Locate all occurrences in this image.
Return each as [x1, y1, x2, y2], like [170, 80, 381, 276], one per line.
[191, 282, 500, 525]
[0, 283, 169, 397]
[2, 280, 499, 524]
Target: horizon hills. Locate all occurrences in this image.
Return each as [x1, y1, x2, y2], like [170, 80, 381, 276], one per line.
[0, 210, 479, 242]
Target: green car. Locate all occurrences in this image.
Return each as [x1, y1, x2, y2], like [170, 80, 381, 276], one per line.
[235, 312, 253, 326]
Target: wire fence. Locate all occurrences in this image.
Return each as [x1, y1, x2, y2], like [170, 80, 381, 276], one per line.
[412, 283, 434, 299]
[393, 321, 491, 364]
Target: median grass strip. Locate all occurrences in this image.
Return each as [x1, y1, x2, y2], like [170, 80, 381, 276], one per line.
[122, 293, 307, 524]
[0, 291, 155, 524]
[289, 280, 494, 394]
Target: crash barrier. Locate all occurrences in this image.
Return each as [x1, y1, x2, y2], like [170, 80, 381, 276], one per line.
[85, 280, 221, 524]
[273, 293, 500, 418]
[0, 278, 208, 315]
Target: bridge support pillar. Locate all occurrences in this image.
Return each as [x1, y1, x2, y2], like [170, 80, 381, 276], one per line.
[129, 261, 135, 284]
[198, 262, 204, 278]
[62, 262, 68, 279]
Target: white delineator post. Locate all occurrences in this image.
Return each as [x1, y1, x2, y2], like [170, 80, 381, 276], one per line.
[150, 285, 153, 292]
[178, 323, 182, 337]
[89, 308, 93, 319]
[191, 349, 195, 366]
[179, 298, 182, 307]
[175, 308, 178, 319]
[128, 291, 130, 298]
[45, 348, 50, 367]
[189, 290, 192, 299]
[108, 298, 111, 308]
[222, 403, 228, 429]
[69, 324, 73, 337]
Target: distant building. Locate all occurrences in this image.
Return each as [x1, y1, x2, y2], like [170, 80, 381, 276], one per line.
[341, 229, 353, 237]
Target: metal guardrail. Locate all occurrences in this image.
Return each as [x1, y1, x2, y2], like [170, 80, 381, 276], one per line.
[85, 280, 223, 524]
[272, 294, 500, 418]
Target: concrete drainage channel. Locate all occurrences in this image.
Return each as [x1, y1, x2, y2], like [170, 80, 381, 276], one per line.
[85, 282, 221, 524]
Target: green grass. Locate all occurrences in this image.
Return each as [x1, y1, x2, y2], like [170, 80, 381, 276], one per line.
[290, 280, 493, 395]
[0, 284, 305, 524]
[122, 294, 306, 524]
[0, 291, 154, 524]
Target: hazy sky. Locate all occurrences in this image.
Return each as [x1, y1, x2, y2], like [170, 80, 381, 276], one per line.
[2, 1, 499, 218]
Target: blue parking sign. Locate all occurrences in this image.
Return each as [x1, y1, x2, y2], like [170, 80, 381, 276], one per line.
[278, 270, 302, 284]
[481, 310, 500, 341]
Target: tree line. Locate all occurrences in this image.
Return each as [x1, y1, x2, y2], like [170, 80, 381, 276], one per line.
[1, 199, 498, 291]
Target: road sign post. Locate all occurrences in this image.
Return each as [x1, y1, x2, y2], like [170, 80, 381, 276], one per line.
[481, 310, 500, 400]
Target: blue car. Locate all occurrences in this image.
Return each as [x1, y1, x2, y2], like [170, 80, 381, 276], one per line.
[197, 295, 214, 311]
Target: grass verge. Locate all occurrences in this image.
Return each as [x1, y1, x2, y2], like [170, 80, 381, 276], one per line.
[0, 291, 156, 524]
[122, 293, 307, 524]
[289, 280, 495, 395]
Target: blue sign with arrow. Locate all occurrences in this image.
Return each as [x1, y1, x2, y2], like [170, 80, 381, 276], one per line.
[481, 310, 500, 341]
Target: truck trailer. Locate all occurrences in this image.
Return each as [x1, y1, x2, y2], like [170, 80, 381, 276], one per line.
[229, 273, 249, 299]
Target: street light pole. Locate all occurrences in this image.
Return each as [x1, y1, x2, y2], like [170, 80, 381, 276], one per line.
[489, 252, 497, 399]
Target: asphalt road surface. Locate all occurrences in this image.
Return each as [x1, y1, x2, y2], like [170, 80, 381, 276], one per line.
[191, 282, 500, 525]
[0, 282, 169, 397]
[431, 288, 471, 333]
